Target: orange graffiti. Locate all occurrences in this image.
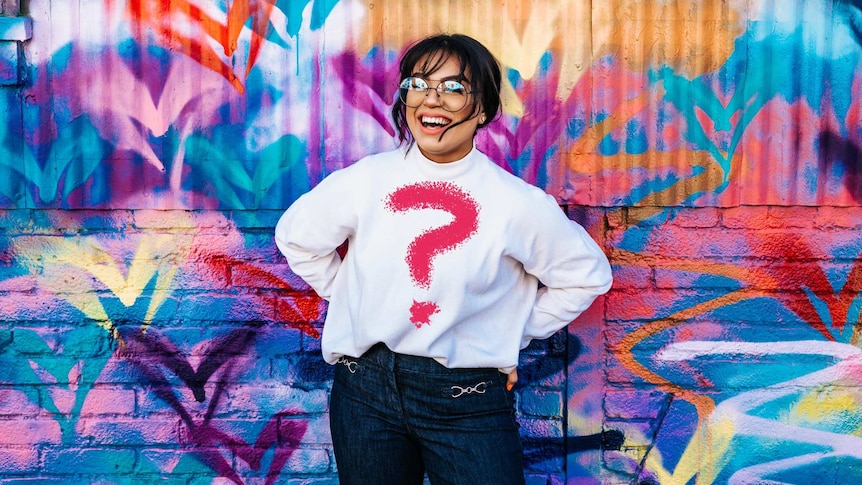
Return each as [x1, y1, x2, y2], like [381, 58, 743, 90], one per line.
[610, 226, 862, 418]
[565, 81, 730, 212]
[109, 0, 278, 93]
[594, 0, 742, 77]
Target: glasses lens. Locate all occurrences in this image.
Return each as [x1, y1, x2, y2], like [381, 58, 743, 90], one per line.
[399, 77, 428, 108]
[397, 77, 470, 111]
[439, 80, 468, 111]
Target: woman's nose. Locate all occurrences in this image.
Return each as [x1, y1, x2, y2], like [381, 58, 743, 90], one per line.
[423, 87, 443, 106]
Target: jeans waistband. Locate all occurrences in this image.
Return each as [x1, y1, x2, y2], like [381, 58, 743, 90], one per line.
[358, 342, 499, 375]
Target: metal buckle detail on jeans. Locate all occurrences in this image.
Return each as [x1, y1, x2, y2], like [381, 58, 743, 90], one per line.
[336, 357, 358, 373]
[451, 381, 487, 398]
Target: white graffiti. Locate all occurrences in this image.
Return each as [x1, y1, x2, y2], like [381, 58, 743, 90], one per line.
[657, 340, 862, 484]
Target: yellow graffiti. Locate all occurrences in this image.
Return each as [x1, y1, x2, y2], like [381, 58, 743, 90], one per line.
[352, 0, 742, 116]
[787, 387, 862, 435]
[642, 412, 736, 485]
[352, 0, 593, 114]
[14, 231, 193, 336]
[564, 83, 736, 213]
[593, 0, 742, 77]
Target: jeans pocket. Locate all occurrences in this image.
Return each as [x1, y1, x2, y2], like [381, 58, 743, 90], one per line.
[401, 369, 517, 429]
[332, 355, 378, 404]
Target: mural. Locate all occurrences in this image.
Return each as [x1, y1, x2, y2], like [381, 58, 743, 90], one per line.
[1, 0, 861, 483]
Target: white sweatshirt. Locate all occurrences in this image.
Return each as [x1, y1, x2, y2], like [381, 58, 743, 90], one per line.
[274, 145, 612, 372]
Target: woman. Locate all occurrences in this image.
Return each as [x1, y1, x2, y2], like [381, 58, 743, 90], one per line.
[275, 33, 612, 484]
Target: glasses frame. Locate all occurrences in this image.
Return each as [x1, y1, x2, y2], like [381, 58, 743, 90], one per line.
[398, 76, 476, 112]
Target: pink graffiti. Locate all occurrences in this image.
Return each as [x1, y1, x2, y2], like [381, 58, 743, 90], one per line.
[384, 182, 479, 327]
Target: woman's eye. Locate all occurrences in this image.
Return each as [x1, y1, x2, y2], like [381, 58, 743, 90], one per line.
[443, 81, 465, 94]
[412, 78, 429, 90]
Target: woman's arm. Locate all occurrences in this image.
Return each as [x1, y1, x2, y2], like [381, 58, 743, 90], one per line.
[274, 170, 357, 300]
[515, 193, 613, 349]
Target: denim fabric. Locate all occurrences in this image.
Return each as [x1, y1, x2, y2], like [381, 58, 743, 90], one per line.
[329, 343, 525, 485]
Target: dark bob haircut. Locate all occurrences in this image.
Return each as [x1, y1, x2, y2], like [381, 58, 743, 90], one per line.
[391, 34, 502, 147]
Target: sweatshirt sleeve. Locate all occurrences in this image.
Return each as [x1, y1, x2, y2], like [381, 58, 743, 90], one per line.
[274, 169, 357, 300]
[515, 191, 613, 349]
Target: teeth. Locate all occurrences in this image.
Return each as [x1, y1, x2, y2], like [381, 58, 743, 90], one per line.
[421, 116, 450, 127]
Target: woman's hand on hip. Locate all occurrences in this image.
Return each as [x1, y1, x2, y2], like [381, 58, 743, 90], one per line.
[506, 369, 518, 391]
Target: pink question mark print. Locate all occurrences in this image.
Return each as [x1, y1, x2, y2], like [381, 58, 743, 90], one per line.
[384, 181, 480, 328]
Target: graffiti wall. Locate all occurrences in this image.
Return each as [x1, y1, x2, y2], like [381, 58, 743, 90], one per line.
[0, 0, 861, 483]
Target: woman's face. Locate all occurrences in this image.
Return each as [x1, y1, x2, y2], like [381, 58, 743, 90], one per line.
[405, 55, 483, 164]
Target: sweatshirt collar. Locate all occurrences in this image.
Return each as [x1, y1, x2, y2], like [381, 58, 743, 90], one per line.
[403, 143, 480, 179]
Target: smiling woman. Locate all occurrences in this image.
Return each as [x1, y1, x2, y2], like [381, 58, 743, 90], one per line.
[274, 33, 612, 484]
[391, 34, 503, 165]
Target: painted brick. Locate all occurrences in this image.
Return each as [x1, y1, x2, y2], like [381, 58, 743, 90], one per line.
[136, 386, 227, 417]
[603, 447, 647, 475]
[0, 420, 61, 445]
[188, 477, 241, 485]
[301, 333, 324, 353]
[41, 210, 135, 233]
[0, 246, 14, 266]
[0, 446, 38, 472]
[284, 448, 330, 474]
[0, 274, 36, 293]
[606, 207, 627, 228]
[229, 386, 327, 416]
[42, 448, 136, 474]
[721, 206, 770, 229]
[118, 475, 188, 485]
[608, 265, 653, 289]
[524, 475, 565, 485]
[525, 447, 565, 473]
[132, 211, 202, 230]
[815, 207, 862, 229]
[519, 418, 564, 439]
[0, 295, 84, 322]
[517, 354, 566, 388]
[0, 479, 71, 484]
[767, 206, 819, 229]
[96, 357, 157, 386]
[0, 389, 40, 416]
[242, 233, 288, 263]
[604, 389, 670, 420]
[521, 389, 564, 418]
[21, 326, 112, 358]
[231, 263, 311, 291]
[626, 208, 671, 227]
[0, 209, 21, 230]
[298, 415, 332, 445]
[172, 264, 230, 290]
[186, 236, 250, 264]
[604, 288, 673, 321]
[256, 326, 304, 356]
[668, 207, 720, 228]
[77, 418, 180, 445]
[603, 355, 647, 386]
[283, 478, 340, 485]
[654, 267, 741, 289]
[79, 387, 136, 416]
[271, 351, 333, 383]
[604, 420, 655, 444]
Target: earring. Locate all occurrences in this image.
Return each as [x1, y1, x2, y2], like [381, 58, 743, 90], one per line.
[480, 116, 487, 124]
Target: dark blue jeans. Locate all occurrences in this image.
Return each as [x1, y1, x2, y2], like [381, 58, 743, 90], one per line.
[329, 343, 525, 485]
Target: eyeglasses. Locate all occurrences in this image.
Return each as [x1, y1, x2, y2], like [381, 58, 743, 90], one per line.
[398, 77, 474, 112]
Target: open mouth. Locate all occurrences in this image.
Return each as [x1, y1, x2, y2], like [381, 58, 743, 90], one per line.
[420, 115, 452, 129]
